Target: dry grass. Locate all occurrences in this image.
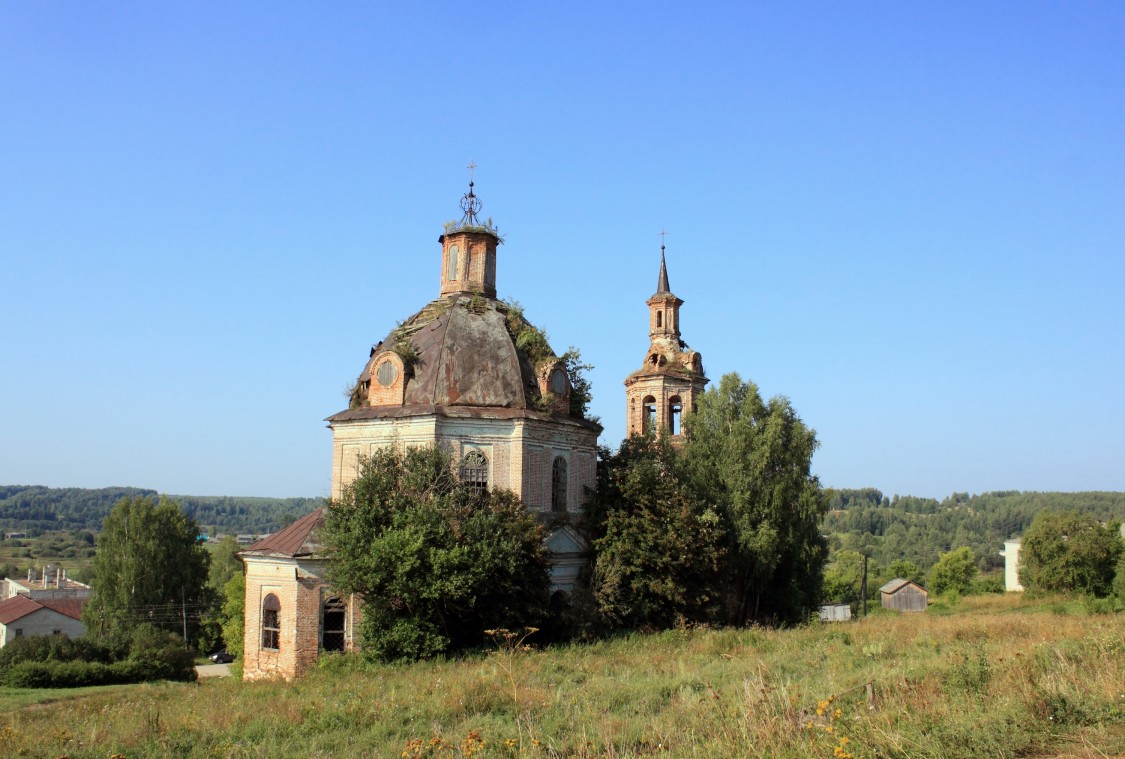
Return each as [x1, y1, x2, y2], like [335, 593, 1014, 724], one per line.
[0, 595, 1122, 758]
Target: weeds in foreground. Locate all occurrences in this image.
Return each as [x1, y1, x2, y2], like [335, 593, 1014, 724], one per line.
[484, 627, 539, 750]
[1, 596, 1123, 758]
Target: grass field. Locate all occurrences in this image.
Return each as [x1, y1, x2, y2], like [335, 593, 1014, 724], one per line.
[0, 594, 1122, 758]
[0, 532, 97, 581]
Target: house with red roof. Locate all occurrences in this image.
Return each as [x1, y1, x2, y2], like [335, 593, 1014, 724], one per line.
[0, 594, 86, 646]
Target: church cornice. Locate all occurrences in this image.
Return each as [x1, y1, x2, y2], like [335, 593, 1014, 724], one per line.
[327, 403, 603, 432]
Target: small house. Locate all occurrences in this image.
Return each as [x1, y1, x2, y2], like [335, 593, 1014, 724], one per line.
[0, 595, 87, 646]
[818, 603, 852, 622]
[879, 578, 927, 612]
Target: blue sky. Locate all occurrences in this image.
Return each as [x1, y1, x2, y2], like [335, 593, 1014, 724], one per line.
[2, 3, 1123, 499]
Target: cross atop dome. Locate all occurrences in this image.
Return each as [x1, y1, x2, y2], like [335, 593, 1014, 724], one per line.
[459, 161, 483, 227]
[439, 166, 501, 298]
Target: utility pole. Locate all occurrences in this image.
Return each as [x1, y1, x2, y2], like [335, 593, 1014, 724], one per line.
[860, 554, 868, 617]
[181, 586, 188, 644]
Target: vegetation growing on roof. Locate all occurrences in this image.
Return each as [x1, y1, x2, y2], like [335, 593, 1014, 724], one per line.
[390, 325, 420, 365]
[562, 347, 594, 419]
[345, 379, 365, 409]
[500, 300, 554, 367]
[441, 218, 504, 242]
[465, 292, 487, 315]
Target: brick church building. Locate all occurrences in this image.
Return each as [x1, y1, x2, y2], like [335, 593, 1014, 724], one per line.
[239, 182, 704, 680]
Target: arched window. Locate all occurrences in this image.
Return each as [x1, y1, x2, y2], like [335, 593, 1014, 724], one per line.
[655, 311, 662, 328]
[447, 244, 459, 281]
[460, 451, 489, 493]
[261, 593, 280, 650]
[549, 368, 567, 394]
[322, 597, 346, 652]
[642, 396, 657, 433]
[551, 456, 568, 512]
[668, 395, 683, 436]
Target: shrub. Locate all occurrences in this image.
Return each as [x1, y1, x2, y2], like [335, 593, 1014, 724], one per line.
[929, 547, 978, 596]
[2, 660, 111, 688]
[0, 633, 114, 670]
[125, 624, 197, 682]
[0, 625, 196, 688]
[1021, 510, 1123, 597]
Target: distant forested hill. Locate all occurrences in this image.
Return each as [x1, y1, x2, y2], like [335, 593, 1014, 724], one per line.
[5, 484, 1121, 571]
[822, 488, 1125, 571]
[167, 494, 323, 534]
[0, 485, 322, 535]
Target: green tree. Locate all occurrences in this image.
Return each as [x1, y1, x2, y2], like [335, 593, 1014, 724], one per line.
[220, 570, 245, 675]
[83, 496, 211, 645]
[1020, 510, 1123, 597]
[683, 373, 828, 624]
[1113, 554, 1125, 603]
[207, 535, 242, 590]
[322, 445, 551, 662]
[561, 347, 595, 419]
[928, 546, 977, 596]
[886, 558, 924, 586]
[593, 435, 727, 629]
[822, 550, 872, 605]
[197, 535, 243, 653]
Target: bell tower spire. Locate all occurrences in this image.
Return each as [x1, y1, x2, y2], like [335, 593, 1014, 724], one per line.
[647, 235, 682, 342]
[656, 229, 670, 293]
[439, 162, 501, 298]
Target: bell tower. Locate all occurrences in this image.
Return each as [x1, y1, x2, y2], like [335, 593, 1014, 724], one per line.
[439, 163, 500, 298]
[624, 238, 708, 440]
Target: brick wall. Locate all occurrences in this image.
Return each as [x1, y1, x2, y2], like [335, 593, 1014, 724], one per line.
[242, 556, 356, 681]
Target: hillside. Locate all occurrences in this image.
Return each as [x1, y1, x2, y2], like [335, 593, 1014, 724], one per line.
[823, 488, 1125, 571]
[0, 485, 322, 536]
[3, 484, 1122, 571]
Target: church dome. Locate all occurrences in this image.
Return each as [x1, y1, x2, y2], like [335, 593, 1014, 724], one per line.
[330, 294, 576, 420]
[328, 179, 594, 427]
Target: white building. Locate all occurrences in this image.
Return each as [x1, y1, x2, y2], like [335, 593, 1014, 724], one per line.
[0, 595, 86, 646]
[999, 539, 1024, 592]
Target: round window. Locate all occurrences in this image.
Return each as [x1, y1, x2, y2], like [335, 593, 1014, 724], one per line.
[376, 361, 398, 387]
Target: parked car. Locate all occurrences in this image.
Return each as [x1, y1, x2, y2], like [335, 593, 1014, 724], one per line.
[209, 650, 235, 663]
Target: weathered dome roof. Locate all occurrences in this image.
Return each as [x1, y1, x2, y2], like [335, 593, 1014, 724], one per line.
[330, 294, 583, 420]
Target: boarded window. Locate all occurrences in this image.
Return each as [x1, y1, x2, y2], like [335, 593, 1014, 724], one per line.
[551, 456, 568, 512]
[460, 451, 489, 493]
[447, 244, 459, 280]
[549, 368, 567, 394]
[261, 593, 280, 650]
[322, 597, 346, 652]
[376, 360, 398, 387]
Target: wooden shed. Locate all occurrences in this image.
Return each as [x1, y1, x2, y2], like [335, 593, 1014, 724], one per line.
[879, 578, 928, 612]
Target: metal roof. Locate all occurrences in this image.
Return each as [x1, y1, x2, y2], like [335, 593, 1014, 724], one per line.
[0, 595, 43, 625]
[36, 597, 86, 621]
[241, 508, 325, 558]
[879, 578, 926, 595]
